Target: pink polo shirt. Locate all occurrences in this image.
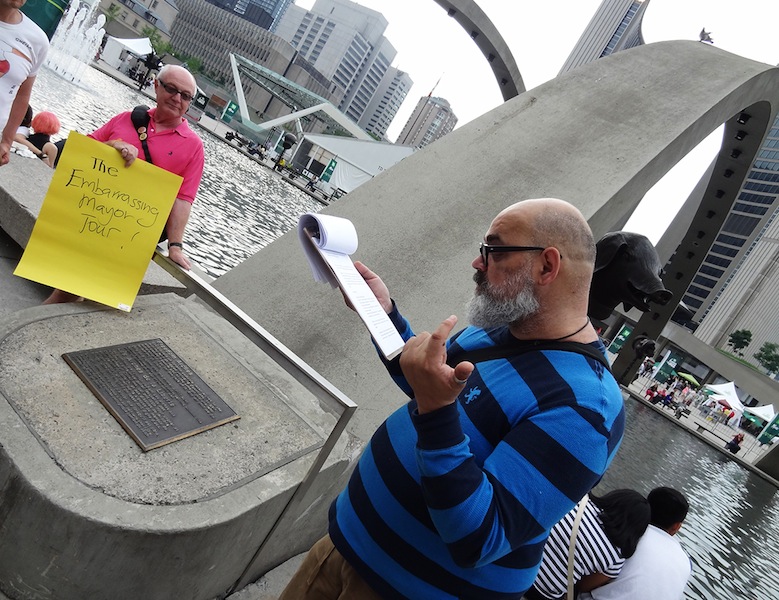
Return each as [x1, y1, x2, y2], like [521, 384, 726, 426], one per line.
[89, 108, 205, 203]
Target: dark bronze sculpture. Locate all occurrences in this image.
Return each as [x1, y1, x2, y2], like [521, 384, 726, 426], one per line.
[589, 231, 673, 321]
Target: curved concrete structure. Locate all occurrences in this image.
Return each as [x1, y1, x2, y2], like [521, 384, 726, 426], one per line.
[0, 295, 353, 599]
[432, 0, 525, 100]
[217, 41, 779, 448]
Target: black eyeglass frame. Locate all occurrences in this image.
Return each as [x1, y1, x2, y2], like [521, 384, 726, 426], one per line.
[158, 80, 194, 102]
[478, 242, 547, 267]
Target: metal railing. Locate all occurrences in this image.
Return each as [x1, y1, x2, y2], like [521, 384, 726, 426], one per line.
[152, 250, 356, 595]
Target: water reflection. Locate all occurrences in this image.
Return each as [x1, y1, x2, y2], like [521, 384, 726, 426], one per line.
[596, 399, 778, 600]
[31, 66, 322, 278]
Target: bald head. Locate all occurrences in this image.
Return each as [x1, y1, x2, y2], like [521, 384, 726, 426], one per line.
[157, 64, 197, 95]
[497, 198, 595, 266]
[472, 198, 597, 337]
[490, 198, 596, 302]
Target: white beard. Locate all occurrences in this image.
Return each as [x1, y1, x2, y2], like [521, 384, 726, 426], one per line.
[466, 266, 540, 329]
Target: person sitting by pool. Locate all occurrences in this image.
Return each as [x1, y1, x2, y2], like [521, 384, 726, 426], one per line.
[644, 383, 658, 401]
[649, 386, 666, 405]
[725, 433, 744, 454]
[13, 105, 33, 144]
[526, 489, 650, 599]
[23, 110, 60, 168]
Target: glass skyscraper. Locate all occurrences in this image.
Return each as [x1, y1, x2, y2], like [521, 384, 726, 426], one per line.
[559, 0, 649, 74]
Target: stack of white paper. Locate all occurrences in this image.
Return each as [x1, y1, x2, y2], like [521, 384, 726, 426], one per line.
[298, 213, 405, 360]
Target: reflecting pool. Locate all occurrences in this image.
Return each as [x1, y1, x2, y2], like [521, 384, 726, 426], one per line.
[598, 398, 778, 600]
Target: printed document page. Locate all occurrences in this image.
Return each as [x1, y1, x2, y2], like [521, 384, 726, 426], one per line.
[298, 213, 404, 360]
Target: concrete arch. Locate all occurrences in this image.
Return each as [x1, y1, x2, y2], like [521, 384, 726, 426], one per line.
[609, 95, 774, 381]
[214, 39, 779, 577]
[218, 40, 779, 437]
[432, 0, 525, 100]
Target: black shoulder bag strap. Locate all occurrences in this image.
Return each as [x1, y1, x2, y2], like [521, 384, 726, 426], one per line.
[446, 340, 612, 372]
[130, 105, 153, 164]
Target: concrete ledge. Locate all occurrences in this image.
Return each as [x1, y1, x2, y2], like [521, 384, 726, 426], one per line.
[0, 153, 186, 295]
[0, 294, 355, 599]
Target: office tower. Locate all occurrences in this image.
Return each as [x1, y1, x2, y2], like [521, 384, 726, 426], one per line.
[675, 117, 779, 364]
[395, 96, 458, 148]
[97, 0, 178, 42]
[171, 0, 334, 121]
[275, 0, 412, 137]
[203, 0, 292, 30]
[559, 0, 650, 74]
[363, 67, 413, 140]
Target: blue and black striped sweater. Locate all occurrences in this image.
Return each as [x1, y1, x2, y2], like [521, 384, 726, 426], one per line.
[330, 306, 625, 599]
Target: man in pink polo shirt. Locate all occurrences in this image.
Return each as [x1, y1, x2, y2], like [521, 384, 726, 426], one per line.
[44, 64, 204, 304]
[89, 63, 204, 270]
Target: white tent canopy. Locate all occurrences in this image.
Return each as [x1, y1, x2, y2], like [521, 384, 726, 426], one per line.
[101, 37, 153, 70]
[704, 381, 745, 412]
[703, 381, 746, 427]
[294, 134, 415, 194]
[744, 404, 776, 423]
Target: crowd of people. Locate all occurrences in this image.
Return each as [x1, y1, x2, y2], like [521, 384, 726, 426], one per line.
[635, 356, 764, 461]
[637, 362, 747, 429]
[638, 365, 716, 427]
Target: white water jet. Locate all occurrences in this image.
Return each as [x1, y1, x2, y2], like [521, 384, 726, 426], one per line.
[44, 0, 105, 85]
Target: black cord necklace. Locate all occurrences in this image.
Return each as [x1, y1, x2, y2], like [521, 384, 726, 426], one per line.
[548, 317, 591, 342]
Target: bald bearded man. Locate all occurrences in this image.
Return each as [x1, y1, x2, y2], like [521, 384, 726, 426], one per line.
[280, 198, 626, 600]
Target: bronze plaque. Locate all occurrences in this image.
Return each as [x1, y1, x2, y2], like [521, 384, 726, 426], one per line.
[63, 339, 239, 451]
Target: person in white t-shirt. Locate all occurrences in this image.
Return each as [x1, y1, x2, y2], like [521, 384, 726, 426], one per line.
[578, 487, 691, 600]
[0, 0, 49, 166]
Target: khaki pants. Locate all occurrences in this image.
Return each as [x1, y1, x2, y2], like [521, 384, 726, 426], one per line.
[278, 534, 384, 600]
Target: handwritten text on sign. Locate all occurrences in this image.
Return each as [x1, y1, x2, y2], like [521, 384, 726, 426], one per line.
[66, 158, 163, 240]
[14, 132, 183, 311]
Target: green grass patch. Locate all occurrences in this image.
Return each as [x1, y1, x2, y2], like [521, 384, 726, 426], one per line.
[716, 348, 760, 371]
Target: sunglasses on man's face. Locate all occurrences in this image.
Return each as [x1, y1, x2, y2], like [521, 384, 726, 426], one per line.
[159, 80, 194, 102]
[478, 242, 546, 267]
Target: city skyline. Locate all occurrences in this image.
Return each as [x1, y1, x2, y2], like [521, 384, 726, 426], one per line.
[294, 0, 779, 242]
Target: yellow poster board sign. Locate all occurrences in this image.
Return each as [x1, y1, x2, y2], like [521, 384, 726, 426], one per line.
[14, 132, 183, 311]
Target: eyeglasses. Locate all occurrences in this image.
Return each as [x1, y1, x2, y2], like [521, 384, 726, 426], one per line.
[479, 242, 546, 267]
[158, 80, 194, 102]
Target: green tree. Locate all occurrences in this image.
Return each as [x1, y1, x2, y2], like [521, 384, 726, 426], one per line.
[157, 40, 174, 58]
[754, 342, 779, 375]
[102, 4, 121, 25]
[141, 26, 164, 55]
[727, 329, 752, 356]
[184, 56, 203, 74]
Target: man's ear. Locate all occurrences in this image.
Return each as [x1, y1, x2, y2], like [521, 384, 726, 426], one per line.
[668, 522, 683, 536]
[537, 247, 561, 284]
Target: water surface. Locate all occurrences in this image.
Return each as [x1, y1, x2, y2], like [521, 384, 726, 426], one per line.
[597, 398, 778, 600]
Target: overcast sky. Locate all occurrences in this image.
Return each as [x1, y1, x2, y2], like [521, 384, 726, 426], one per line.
[294, 0, 779, 240]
